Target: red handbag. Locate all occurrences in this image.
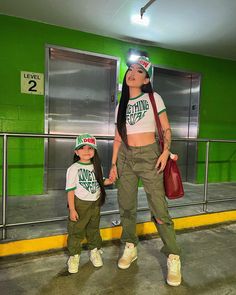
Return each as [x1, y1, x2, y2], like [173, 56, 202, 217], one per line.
[149, 93, 184, 199]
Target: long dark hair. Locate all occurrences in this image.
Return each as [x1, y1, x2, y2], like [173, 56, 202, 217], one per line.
[73, 151, 106, 206]
[117, 69, 153, 147]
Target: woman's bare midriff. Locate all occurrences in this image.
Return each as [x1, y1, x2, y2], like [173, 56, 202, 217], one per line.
[127, 132, 156, 147]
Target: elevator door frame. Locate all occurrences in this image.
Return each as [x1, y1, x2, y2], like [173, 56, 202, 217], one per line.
[152, 65, 201, 183]
[44, 44, 119, 191]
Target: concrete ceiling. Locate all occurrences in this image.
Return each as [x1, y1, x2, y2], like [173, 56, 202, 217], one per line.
[1, 0, 236, 60]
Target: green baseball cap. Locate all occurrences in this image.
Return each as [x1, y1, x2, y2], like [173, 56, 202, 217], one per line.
[131, 56, 152, 78]
[75, 134, 97, 150]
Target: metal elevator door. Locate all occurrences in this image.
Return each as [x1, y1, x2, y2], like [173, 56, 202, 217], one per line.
[45, 46, 118, 190]
[153, 67, 201, 182]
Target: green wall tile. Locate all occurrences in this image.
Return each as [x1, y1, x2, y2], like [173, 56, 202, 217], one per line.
[2, 120, 44, 133]
[8, 168, 44, 196]
[0, 105, 19, 120]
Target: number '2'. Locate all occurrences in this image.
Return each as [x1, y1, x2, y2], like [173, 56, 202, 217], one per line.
[28, 80, 37, 92]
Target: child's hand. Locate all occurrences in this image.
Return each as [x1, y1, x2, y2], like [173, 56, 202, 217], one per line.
[109, 164, 118, 182]
[104, 178, 114, 186]
[69, 209, 79, 221]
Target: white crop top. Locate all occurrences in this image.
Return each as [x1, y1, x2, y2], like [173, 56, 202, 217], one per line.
[115, 92, 166, 134]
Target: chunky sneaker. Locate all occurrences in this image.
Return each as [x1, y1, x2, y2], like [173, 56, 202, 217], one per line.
[67, 254, 80, 274]
[167, 254, 181, 286]
[118, 243, 137, 269]
[90, 248, 103, 267]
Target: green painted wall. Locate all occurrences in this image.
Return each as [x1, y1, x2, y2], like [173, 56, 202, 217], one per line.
[0, 15, 236, 195]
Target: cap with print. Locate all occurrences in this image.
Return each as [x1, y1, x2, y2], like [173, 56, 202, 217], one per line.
[131, 56, 152, 78]
[75, 134, 97, 150]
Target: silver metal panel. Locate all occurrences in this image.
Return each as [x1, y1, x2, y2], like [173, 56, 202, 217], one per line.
[45, 46, 118, 190]
[48, 48, 117, 135]
[187, 74, 201, 181]
[152, 67, 201, 182]
[188, 74, 201, 137]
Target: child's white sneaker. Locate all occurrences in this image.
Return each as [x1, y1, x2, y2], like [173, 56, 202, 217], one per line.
[67, 254, 80, 274]
[118, 242, 137, 269]
[90, 248, 103, 267]
[167, 254, 181, 286]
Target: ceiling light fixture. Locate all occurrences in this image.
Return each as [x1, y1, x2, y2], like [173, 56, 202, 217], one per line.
[127, 49, 149, 66]
[140, 0, 157, 19]
[129, 54, 140, 62]
[131, 14, 149, 26]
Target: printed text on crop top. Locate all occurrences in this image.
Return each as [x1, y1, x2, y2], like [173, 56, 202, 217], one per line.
[115, 92, 166, 134]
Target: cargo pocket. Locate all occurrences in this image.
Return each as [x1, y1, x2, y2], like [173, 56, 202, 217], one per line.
[150, 142, 161, 157]
[117, 149, 127, 178]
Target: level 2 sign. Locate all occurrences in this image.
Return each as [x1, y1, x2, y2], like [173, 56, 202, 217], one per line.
[21, 71, 44, 95]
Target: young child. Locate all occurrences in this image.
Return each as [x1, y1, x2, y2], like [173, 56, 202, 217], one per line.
[66, 133, 113, 274]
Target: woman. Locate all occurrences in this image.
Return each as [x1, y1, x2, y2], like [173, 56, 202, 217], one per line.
[109, 56, 182, 287]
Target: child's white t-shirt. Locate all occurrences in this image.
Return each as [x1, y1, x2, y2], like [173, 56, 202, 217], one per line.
[115, 92, 166, 134]
[65, 162, 100, 201]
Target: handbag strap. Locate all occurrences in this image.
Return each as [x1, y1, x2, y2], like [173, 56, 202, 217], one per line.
[149, 92, 164, 152]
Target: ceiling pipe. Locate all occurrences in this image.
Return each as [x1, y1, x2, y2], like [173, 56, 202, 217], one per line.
[140, 0, 157, 19]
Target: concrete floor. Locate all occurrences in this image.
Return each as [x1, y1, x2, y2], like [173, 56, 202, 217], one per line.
[1, 182, 236, 241]
[0, 222, 236, 295]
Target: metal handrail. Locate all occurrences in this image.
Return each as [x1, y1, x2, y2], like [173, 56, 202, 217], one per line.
[1, 131, 236, 142]
[1, 132, 236, 240]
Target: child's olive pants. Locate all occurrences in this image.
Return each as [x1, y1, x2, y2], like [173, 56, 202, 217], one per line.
[117, 142, 181, 257]
[67, 197, 102, 256]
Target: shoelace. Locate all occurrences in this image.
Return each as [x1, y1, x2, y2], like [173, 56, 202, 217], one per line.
[122, 247, 133, 258]
[92, 249, 103, 261]
[169, 259, 179, 274]
[70, 256, 79, 265]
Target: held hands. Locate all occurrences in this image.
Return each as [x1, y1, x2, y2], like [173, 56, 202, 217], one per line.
[69, 208, 79, 222]
[105, 163, 118, 185]
[109, 164, 118, 183]
[104, 178, 115, 185]
[155, 150, 170, 173]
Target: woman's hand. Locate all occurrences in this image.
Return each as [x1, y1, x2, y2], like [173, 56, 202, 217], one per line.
[155, 150, 170, 173]
[109, 164, 118, 182]
[69, 209, 79, 221]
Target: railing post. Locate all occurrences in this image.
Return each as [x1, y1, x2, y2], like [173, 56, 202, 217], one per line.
[203, 141, 210, 212]
[2, 134, 8, 239]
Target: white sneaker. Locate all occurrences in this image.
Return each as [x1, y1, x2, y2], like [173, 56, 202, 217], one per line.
[90, 248, 103, 267]
[118, 243, 137, 269]
[167, 254, 181, 286]
[67, 254, 80, 274]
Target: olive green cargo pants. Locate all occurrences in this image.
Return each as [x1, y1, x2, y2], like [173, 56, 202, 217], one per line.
[67, 197, 102, 256]
[117, 142, 181, 256]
